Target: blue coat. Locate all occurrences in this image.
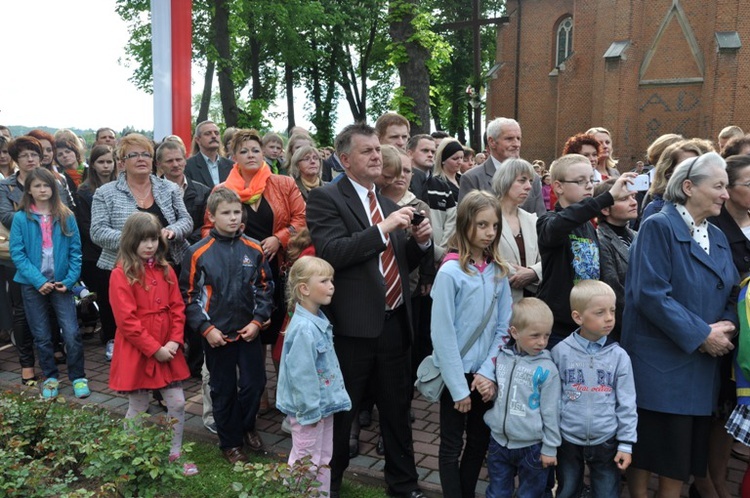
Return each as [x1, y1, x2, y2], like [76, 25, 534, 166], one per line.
[10, 210, 81, 290]
[621, 202, 739, 416]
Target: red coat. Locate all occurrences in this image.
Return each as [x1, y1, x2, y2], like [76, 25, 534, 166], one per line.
[108, 264, 190, 391]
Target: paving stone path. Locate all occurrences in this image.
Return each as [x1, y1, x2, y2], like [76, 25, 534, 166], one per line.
[0, 335, 743, 497]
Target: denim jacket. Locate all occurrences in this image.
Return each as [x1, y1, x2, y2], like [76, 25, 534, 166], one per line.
[276, 304, 351, 425]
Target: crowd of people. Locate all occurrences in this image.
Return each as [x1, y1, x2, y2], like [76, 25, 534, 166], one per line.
[1, 115, 750, 498]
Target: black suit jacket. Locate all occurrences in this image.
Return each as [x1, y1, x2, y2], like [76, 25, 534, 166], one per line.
[458, 156, 546, 215]
[710, 205, 750, 279]
[184, 153, 234, 187]
[306, 176, 427, 340]
[183, 177, 212, 244]
[409, 167, 427, 201]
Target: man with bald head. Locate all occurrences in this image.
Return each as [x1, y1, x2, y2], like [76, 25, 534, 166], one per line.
[458, 117, 545, 215]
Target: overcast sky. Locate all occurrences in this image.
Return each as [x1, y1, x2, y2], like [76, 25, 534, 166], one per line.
[1, 0, 326, 133]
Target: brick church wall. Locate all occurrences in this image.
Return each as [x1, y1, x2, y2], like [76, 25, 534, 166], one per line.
[487, 0, 750, 168]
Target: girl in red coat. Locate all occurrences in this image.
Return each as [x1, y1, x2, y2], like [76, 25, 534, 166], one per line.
[109, 212, 196, 475]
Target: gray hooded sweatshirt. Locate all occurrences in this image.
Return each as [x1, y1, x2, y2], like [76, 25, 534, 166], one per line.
[484, 346, 562, 457]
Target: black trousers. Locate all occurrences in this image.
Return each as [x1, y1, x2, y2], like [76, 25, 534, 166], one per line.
[81, 262, 116, 344]
[439, 374, 492, 498]
[330, 306, 419, 494]
[0, 264, 34, 368]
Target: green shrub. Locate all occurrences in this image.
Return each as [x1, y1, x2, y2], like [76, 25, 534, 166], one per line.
[231, 455, 326, 497]
[82, 414, 188, 497]
[0, 390, 189, 497]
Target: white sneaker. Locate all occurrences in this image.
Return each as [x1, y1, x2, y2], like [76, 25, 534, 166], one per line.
[105, 340, 114, 361]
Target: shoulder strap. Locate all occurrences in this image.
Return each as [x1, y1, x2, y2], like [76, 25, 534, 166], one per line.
[7, 182, 17, 210]
[459, 285, 500, 357]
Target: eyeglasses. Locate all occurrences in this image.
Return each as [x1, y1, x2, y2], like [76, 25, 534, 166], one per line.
[733, 182, 750, 188]
[559, 178, 596, 187]
[124, 152, 153, 160]
[18, 152, 40, 160]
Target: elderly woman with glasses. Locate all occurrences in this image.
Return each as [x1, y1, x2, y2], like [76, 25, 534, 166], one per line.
[91, 133, 192, 271]
[288, 145, 325, 201]
[90, 133, 192, 356]
[622, 152, 739, 498]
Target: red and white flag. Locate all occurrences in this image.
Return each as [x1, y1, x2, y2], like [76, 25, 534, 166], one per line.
[152, 0, 191, 146]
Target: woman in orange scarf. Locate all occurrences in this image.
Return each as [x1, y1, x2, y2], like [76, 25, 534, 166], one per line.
[203, 129, 306, 418]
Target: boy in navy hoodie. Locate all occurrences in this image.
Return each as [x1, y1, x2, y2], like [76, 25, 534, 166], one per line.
[550, 280, 637, 498]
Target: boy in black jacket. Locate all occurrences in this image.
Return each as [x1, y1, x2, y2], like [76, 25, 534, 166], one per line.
[536, 154, 635, 347]
[180, 187, 274, 464]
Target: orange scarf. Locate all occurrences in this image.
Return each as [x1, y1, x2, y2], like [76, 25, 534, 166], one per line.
[66, 165, 83, 187]
[223, 162, 272, 204]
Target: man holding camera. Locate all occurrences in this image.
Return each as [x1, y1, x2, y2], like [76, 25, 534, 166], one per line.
[306, 122, 432, 498]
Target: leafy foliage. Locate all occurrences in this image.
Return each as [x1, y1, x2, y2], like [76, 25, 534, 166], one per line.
[0, 390, 187, 497]
[114, 0, 505, 139]
[230, 455, 327, 497]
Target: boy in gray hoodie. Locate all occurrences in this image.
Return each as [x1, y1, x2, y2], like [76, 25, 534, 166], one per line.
[550, 280, 637, 498]
[484, 298, 561, 498]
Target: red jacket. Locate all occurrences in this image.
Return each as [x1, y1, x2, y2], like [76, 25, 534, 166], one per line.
[109, 264, 190, 391]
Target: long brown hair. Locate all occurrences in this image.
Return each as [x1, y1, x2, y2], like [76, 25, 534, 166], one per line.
[81, 145, 117, 191]
[19, 168, 73, 236]
[446, 190, 508, 275]
[116, 212, 172, 287]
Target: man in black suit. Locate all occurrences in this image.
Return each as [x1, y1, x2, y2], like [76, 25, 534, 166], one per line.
[157, 140, 211, 245]
[457, 117, 546, 215]
[157, 139, 210, 378]
[307, 123, 432, 498]
[406, 134, 436, 201]
[184, 120, 234, 187]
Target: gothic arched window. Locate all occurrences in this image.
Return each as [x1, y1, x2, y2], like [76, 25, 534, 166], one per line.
[556, 17, 573, 66]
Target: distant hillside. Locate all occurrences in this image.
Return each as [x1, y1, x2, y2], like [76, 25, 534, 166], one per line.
[9, 125, 89, 137]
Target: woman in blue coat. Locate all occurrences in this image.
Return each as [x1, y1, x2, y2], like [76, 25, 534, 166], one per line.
[621, 152, 739, 498]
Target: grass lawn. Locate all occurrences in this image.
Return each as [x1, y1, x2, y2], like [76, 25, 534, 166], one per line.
[171, 439, 389, 497]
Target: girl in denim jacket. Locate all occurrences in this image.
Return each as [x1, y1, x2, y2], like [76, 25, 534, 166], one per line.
[276, 256, 352, 493]
[276, 256, 351, 495]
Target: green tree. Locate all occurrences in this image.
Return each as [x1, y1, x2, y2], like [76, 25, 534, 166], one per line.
[388, 0, 451, 135]
[316, 0, 393, 123]
[429, 0, 505, 144]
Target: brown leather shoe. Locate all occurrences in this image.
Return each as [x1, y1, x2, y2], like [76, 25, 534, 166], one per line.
[222, 446, 248, 464]
[244, 430, 265, 452]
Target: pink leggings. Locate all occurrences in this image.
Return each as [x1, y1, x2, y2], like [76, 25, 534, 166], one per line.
[126, 387, 185, 458]
[288, 415, 334, 496]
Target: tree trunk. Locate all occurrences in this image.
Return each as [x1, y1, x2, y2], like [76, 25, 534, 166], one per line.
[285, 63, 296, 133]
[197, 59, 214, 124]
[389, 0, 431, 135]
[305, 35, 338, 145]
[431, 102, 443, 132]
[249, 36, 263, 100]
[213, 0, 238, 126]
[337, 47, 367, 122]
